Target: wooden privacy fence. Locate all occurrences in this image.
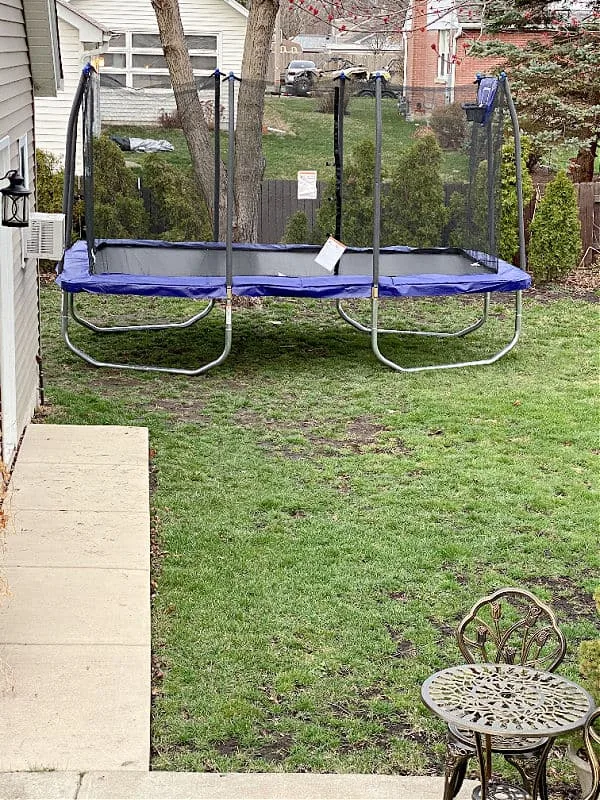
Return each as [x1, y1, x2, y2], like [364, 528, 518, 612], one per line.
[260, 179, 600, 265]
[574, 182, 600, 265]
[258, 179, 325, 243]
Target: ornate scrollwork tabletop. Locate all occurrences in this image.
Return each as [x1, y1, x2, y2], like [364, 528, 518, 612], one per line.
[422, 663, 594, 738]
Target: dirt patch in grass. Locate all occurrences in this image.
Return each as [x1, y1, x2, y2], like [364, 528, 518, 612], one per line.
[214, 737, 241, 756]
[149, 397, 210, 424]
[253, 732, 294, 762]
[530, 261, 600, 303]
[385, 624, 417, 659]
[525, 575, 598, 624]
[235, 410, 412, 458]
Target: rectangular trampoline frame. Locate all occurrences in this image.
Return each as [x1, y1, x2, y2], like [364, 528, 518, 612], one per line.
[58, 69, 530, 375]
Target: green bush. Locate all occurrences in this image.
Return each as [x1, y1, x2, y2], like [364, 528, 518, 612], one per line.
[140, 154, 211, 241]
[385, 134, 448, 247]
[499, 138, 534, 264]
[445, 189, 467, 247]
[92, 136, 149, 238]
[527, 171, 581, 283]
[317, 139, 380, 247]
[281, 211, 313, 244]
[36, 150, 64, 213]
[429, 103, 467, 150]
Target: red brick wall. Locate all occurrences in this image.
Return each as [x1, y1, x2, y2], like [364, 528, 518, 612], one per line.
[405, 5, 552, 112]
[455, 31, 551, 86]
[405, 0, 448, 114]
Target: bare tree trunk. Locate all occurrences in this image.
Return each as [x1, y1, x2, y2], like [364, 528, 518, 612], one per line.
[151, 0, 227, 235]
[234, 0, 279, 242]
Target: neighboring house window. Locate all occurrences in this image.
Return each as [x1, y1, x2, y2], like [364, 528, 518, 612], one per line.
[100, 32, 218, 89]
[437, 29, 452, 78]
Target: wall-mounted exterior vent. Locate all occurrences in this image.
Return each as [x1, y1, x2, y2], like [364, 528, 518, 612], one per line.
[26, 212, 65, 260]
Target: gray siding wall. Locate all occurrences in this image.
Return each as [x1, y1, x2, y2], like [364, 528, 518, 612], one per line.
[35, 17, 84, 169]
[0, 0, 41, 460]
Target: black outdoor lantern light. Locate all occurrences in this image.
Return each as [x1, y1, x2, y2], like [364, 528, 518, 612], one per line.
[1, 170, 31, 228]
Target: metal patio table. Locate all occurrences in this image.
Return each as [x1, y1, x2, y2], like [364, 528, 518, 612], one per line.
[422, 662, 595, 800]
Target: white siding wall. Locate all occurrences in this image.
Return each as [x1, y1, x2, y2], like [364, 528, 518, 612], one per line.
[0, 0, 41, 465]
[35, 18, 84, 170]
[70, 0, 246, 125]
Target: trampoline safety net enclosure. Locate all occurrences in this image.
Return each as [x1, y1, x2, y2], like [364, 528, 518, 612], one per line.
[58, 66, 531, 375]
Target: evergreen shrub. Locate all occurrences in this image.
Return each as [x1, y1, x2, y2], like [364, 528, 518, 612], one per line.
[385, 134, 448, 247]
[317, 139, 379, 247]
[92, 136, 149, 239]
[499, 137, 534, 264]
[36, 150, 64, 213]
[281, 211, 313, 244]
[140, 154, 211, 241]
[527, 171, 581, 283]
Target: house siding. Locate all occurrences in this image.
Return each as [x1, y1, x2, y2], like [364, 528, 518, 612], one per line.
[69, 0, 247, 125]
[35, 17, 85, 169]
[0, 0, 41, 464]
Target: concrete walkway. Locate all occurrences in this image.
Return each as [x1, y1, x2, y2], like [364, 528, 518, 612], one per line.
[0, 424, 150, 771]
[0, 771, 477, 799]
[0, 424, 477, 799]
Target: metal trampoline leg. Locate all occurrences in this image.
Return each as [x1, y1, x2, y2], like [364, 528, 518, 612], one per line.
[68, 292, 216, 333]
[337, 293, 490, 338]
[61, 290, 232, 375]
[370, 291, 522, 373]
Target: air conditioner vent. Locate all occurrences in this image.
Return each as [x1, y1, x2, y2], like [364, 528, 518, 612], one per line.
[26, 212, 65, 260]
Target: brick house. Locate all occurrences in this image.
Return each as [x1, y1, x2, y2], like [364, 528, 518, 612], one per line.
[402, 0, 550, 115]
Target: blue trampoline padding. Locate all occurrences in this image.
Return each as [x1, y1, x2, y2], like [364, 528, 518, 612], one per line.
[57, 240, 531, 300]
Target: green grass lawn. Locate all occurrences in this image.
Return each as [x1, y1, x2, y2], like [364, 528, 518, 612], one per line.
[39, 283, 598, 787]
[106, 95, 467, 182]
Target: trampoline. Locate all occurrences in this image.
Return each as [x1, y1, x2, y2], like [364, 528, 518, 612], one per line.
[58, 68, 531, 374]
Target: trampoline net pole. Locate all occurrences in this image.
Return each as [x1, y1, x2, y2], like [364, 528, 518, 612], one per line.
[213, 70, 221, 242]
[371, 74, 383, 288]
[82, 68, 97, 269]
[333, 79, 344, 237]
[503, 75, 527, 271]
[225, 72, 236, 289]
[61, 65, 92, 272]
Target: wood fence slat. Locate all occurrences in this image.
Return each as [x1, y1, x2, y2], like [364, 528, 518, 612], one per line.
[576, 182, 596, 265]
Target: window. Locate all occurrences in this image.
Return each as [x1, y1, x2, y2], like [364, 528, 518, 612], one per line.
[100, 31, 219, 89]
[437, 30, 452, 79]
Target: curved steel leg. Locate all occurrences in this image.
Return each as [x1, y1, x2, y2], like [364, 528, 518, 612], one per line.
[370, 291, 522, 373]
[61, 291, 232, 375]
[336, 293, 490, 338]
[68, 292, 215, 333]
[444, 737, 473, 800]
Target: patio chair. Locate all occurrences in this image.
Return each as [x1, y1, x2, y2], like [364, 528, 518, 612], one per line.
[582, 707, 600, 800]
[443, 587, 567, 800]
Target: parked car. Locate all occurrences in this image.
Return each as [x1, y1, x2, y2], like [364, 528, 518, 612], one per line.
[284, 60, 320, 96]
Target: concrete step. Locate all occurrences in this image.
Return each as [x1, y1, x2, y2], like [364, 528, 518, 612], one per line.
[0, 771, 477, 799]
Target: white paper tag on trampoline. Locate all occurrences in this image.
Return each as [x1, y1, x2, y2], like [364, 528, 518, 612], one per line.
[297, 170, 318, 200]
[315, 236, 346, 272]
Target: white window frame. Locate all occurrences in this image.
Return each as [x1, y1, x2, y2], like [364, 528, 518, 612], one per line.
[101, 31, 220, 90]
[437, 29, 452, 79]
[0, 135, 19, 466]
